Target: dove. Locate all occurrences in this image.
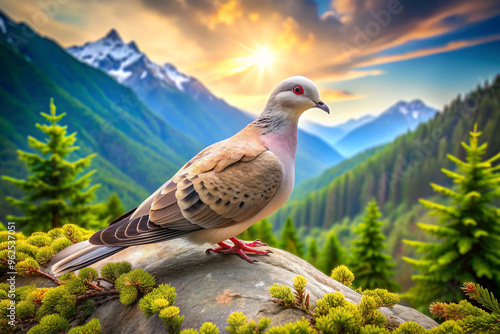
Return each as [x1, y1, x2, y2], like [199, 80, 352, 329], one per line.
[50, 76, 330, 275]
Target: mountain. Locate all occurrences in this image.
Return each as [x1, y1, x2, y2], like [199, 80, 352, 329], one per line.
[66, 29, 345, 182]
[301, 114, 375, 146]
[67, 29, 251, 144]
[290, 144, 387, 200]
[0, 11, 203, 221]
[271, 77, 500, 231]
[334, 100, 437, 157]
[270, 79, 500, 288]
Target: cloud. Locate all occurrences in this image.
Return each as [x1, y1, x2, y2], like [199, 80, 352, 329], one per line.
[356, 33, 500, 68]
[2, 0, 499, 117]
[321, 89, 365, 102]
[315, 69, 384, 83]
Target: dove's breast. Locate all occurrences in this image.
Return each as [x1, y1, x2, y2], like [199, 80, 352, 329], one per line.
[188, 128, 297, 244]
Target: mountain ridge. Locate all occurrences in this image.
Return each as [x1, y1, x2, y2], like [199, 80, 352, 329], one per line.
[302, 99, 437, 157]
[0, 10, 203, 221]
[66, 28, 345, 182]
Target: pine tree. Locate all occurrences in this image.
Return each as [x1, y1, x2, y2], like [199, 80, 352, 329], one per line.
[2, 99, 100, 232]
[253, 218, 279, 248]
[279, 217, 304, 258]
[318, 231, 345, 275]
[96, 193, 125, 229]
[349, 200, 399, 291]
[404, 125, 500, 308]
[307, 239, 320, 268]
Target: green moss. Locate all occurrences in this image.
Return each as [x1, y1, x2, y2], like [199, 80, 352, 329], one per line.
[428, 321, 463, 334]
[159, 306, 184, 334]
[59, 272, 77, 284]
[267, 317, 315, 334]
[360, 325, 390, 333]
[27, 314, 71, 334]
[268, 283, 295, 307]
[226, 312, 270, 334]
[35, 246, 55, 265]
[65, 276, 87, 296]
[67, 319, 102, 334]
[119, 285, 138, 305]
[362, 289, 400, 308]
[37, 286, 76, 319]
[393, 322, 426, 334]
[78, 268, 98, 283]
[314, 292, 348, 317]
[331, 265, 355, 287]
[316, 303, 363, 333]
[199, 322, 220, 334]
[358, 296, 387, 328]
[50, 237, 73, 253]
[15, 285, 37, 302]
[26, 234, 52, 247]
[17, 300, 36, 319]
[15, 257, 39, 276]
[14, 241, 38, 257]
[139, 284, 178, 317]
[25, 288, 49, 307]
[99, 261, 132, 281]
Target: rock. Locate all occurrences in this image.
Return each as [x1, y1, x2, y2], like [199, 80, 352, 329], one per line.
[79, 239, 438, 333]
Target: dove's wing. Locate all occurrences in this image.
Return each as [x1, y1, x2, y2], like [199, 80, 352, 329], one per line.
[89, 130, 284, 247]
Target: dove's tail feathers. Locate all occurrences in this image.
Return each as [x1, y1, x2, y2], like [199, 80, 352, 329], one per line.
[50, 240, 125, 276]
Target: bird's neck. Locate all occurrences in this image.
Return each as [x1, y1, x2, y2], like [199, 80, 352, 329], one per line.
[253, 112, 299, 167]
[253, 106, 301, 135]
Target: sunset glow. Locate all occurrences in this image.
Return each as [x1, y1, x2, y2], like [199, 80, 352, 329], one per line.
[1, 0, 498, 124]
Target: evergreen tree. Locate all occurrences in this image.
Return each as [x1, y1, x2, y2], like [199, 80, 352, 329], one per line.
[2, 99, 100, 232]
[95, 193, 125, 229]
[318, 231, 346, 275]
[307, 239, 319, 268]
[253, 218, 279, 248]
[404, 125, 500, 308]
[279, 217, 304, 258]
[349, 200, 399, 291]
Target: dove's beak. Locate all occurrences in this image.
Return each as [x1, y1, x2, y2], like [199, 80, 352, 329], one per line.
[314, 100, 330, 114]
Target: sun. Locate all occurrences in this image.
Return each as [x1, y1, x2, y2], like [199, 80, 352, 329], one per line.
[229, 44, 276, 75]
[249, 45, 275, 70]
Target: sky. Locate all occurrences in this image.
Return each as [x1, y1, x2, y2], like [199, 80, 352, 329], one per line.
[1, 0, 499, 125]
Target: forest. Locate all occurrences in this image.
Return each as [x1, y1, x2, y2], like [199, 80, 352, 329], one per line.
[2, 76, 500, 314]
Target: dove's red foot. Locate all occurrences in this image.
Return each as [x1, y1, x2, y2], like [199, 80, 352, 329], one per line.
[205, 237, 271, 263]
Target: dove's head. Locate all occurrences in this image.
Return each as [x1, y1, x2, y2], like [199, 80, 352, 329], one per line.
[263, 76, 330, 119]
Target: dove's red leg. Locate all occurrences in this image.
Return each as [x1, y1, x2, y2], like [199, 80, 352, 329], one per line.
[205, 237, 270, 263]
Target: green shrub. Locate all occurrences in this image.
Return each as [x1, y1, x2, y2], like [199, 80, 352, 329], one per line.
[27, 314, 71, 334]
[226, 312, 270, 334]
[331, 265, 355, 287]
[67, 319, 102, 334]
[99, 261, 132, 281]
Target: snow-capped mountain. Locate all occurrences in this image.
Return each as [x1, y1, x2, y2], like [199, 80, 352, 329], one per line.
[301, 114, 375, 147]
[68, 29, 209, 97]
[66, 29, 345, 182]
[332, 99, 437, 157]
[384, 99, 436, 126]
[67, 29, 251, 144]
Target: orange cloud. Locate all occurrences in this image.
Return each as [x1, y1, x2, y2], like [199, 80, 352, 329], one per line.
[357, 34, 500, 68]
[209, 0, 242, 28]
[2, 0, 499, 122]
[321, 90, 364, 102]
[315, 69, 384, 83]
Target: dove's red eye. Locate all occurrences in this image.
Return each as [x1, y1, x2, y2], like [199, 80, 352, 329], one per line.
[293, 85, 304, 95]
